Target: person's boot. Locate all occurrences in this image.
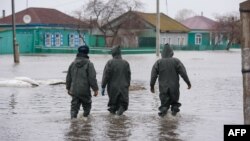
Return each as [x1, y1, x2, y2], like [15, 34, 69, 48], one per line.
[71, 114, 77, 119]
[158, 107, 168, 117]
[116, 107, 125, 116]
[71, 111, 77, 119]
[171, 107, 180, 116]
[158, 110, 167, 117]
[83, 111, 90, 117]
[108, 107, 116, 114]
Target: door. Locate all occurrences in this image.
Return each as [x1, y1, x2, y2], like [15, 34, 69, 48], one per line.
[17, 33, 33, 53]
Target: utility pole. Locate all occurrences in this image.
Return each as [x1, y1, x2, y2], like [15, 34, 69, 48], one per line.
[11, 0, 19, 63]
[26, 0, 29, 8]
[240, 0, 250, 124]
[166, 0, 168, 15]
[156, 0, 160, 56]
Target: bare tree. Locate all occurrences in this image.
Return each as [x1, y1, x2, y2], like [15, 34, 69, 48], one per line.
[175, 9, 196, 22]
[84, 0, 143, 47]
[213, 12, 241, 50]
[70, 8, 90, 45]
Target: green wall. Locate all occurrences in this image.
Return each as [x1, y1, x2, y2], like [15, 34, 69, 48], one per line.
[188, 32, 211, 46]
[139, 37, 156, 47]
[0, 29, 34, 54]
[0, 30, 12, 54]
[88, 35, 105, 47]
[0, 27, 92, 54]
[17, 30, 34, 53]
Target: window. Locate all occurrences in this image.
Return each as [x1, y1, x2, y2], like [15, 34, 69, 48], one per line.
[45, 33, 52, 47]
[161, 37, 166, 45]
[180, 37, 184, 46]
[55, 33, 62, 47]
[195, 34, 202, 45]
[69, 34, 75, 47]
[219, 34, 223, 45]
[69, 33, 85, 47]
[168, 38, 171, 45]
[45, 32, 63, 47]
[166, 38, 171, 45]
[79, 34, 85, 46]
[177, 37, 185, 46]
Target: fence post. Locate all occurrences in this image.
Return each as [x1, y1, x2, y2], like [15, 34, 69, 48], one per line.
[240, 0, 250, 124]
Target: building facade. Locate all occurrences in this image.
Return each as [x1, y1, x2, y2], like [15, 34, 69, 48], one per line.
[103, 11, 190, 48]
[181, 15, 217, 47]
[0, 7, 104, 54]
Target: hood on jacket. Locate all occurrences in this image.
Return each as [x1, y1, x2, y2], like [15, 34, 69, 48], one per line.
[111, 46, 122, 59]
[161, 44, 174, 58]
[75, 55, 89, 68]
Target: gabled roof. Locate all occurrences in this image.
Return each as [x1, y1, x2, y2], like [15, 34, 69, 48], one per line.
[181, 16, 217, 30]
[0, 7, 88, 27]
[136, 12, 189, 32]
[106, 11, 189, 33]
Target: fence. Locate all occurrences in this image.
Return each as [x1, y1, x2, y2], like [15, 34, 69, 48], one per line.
[1, 44, 241, 55]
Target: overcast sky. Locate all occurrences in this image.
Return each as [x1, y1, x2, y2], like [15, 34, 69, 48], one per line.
[0, 0, 246, 20]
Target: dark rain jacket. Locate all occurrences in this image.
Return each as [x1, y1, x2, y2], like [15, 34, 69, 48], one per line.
[66, 54, 98, 103]
[101, 47, 131, 110]
[150, 45, 191, 102]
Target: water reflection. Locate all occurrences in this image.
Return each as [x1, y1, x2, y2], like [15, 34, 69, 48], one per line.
[66, 118, 93, 141]
[157, 115, 181, 141]
[0, 52, 243, 141]
[9, 93, 17, 114]
[106, 115, 131, 140]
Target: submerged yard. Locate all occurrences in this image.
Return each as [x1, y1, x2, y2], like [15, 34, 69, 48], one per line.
[0, 50, 243, 141]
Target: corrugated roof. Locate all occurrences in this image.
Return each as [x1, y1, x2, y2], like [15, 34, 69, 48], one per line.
[181, 16, 216, 30]
[136, 12, 189, 32]
[0, 7, 88, 27]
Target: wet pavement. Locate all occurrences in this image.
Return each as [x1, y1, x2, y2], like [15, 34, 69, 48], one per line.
[0, 50, 243, 141]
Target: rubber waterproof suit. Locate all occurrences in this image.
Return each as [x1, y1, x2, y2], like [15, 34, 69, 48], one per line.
[101, 46, 131, 113]
[150, 44, 191, 114]
[66, 54, 98, 118]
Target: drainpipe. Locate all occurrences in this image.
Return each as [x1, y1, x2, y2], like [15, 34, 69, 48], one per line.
[240, 0, 250, 124]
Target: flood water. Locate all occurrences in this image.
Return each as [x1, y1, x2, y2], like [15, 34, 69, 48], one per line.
[0, 50, 243, 141]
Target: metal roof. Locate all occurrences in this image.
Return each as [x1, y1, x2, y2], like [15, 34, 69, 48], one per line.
[181, 16, 217, 30]
[0, 7, 88, 28]
[136, 12, 189, 32]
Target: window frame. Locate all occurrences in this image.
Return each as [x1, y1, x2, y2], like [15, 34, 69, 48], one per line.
[54, 32, 61, 47]
[69, 33, 75, 47]
[45, 33, 52, 47]
[195, 33, 202, 45]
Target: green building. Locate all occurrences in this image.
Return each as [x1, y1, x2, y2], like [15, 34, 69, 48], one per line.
[181, 15, 222, 50]
[181, 15, 217, 46]
[0, 7, 105, 54]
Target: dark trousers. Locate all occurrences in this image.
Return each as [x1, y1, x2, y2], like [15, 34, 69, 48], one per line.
[108, 93, 128, 113]
[71, 96, 92, 118]
[159, 91, 181, 113]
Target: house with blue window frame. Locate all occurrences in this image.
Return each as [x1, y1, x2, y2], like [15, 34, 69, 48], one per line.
[0, 7, 94, 54]
[181, 14, 219, 49]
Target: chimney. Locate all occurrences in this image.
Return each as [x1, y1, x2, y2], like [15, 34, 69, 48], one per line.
[201, 12, 203, 16]
[2, 10, 5, 18]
